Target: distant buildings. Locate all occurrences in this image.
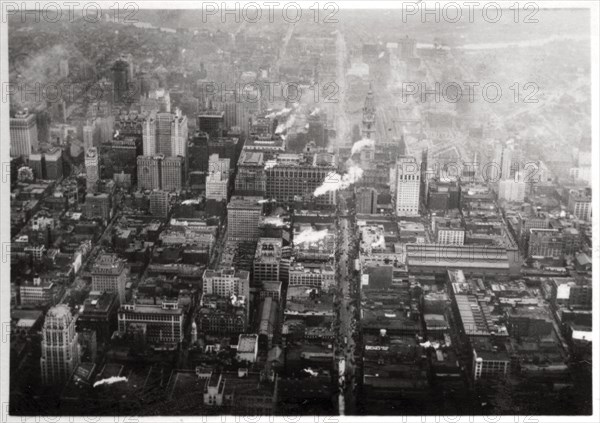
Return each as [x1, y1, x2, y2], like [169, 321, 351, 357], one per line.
[10, 109, 38, 158]
[498, 176, 526, 203]
[41, 305, 80, 385]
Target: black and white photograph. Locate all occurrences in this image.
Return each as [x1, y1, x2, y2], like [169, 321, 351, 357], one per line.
[0, 1, 598, 419]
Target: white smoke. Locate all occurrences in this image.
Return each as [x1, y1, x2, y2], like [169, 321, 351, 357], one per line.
[257, 198, 276, 204]
[351, 138, 375, 156]
[303, 368, 319, 377]
[114, 130, 120, 139]
[262, 216, 285, 227]
[310, 108, 320, 117]
[94, 376, 128, 388]
[275, 123, 286, 134]
[314, 161, 364, 197]
[266, 107, 292, 119]
[295, 227, 329, 245]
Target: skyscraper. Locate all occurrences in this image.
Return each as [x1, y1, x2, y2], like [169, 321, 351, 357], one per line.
[137, 155, 162, 190]
[143, 109, 188, 157]
[395, 156, 420, 216]
[161, 156, 185, 192]
[197, 110, 225, 140]
[85, 147, 99, 193]
[227, 196, 264, 242]
[10, 109, 38, 158]
[149, 190, 170, 218]
[361, 83, 376, 139]
[111, 59, 130, 104]
[40, 305, 80, 385]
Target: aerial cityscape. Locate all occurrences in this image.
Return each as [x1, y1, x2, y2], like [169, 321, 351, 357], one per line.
[4, 3, 595, 417]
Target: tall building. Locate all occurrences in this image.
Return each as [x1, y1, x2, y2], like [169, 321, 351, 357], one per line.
[235, 151, 266, 196]
[44, 148, 63, 180]
[227, 196, 263, 242]
[253, 238, 283, 285]
[143, 109, 188, 157]
[85, 147, 99, 193]
[142, 114, 157, 156]
[111, 59, 130, 104]
[10, 109, 38, 158]
[91, 254, 127, 304]
[206, 171, 228, 201]
[28, 148, 63, 180]
[203, 267, 250, 299]
[137, 155, 163, 190]
[149, 190, 170, 218]
[197, 110, 225, 139]
[40, 305, 80, 385]
[83, 125, 94, 150]
[356, 187, 378, 214]
[161, 156, 185, 192]
[395, 156, 420, 216]
[361, 83, 376, 139]
[568, 189, 592, 221]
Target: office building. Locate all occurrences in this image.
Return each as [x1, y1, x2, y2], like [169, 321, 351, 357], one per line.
[356, 187, 378, 214]
[197, 110, 225, 139]
[83, 193, 112, 221]
[395, 156, 420, 216]
[227, 196, 263, 242]
[568, 189, 592, 221]
[11, 109, 38, 158]
[149, 190, 170, 218]
[40, 305, 80, 385]
[118, 300, 184, 347]
[161, 156, 185, 192]
[432, 216, 465, 245]
[20, 278, 60, 307]
[528, 229, 564, 261]
[253, 238, 283, 285]
[77, 291, 119, 344]
[288, 263, 335, 290]
[91, 254, 127, 304]
[111, 59, 130, 104]
[235, 151, 266, 196]
[264, 154, 337, 206]
[143, 110, 188, 157]
[203, 267, 250, 299]
[206, 171, 228, 201]
[85, 147, 99, 193]
[137, 155, 162, 190]
[44, 148, 63, 180]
